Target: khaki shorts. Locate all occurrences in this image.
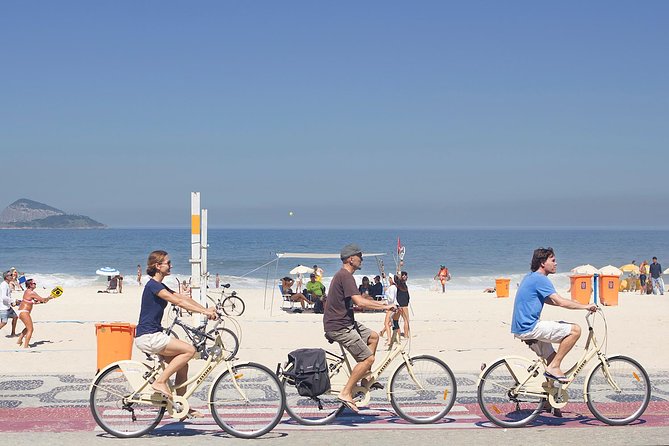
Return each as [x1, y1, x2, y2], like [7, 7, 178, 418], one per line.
[135, 331, 171, 355]
[515, 320, 573, 360]
[325, 322, 373, 362]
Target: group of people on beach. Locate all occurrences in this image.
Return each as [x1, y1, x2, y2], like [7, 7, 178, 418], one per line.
[0, 267, 53, 348]
[631, 257, 665, 295]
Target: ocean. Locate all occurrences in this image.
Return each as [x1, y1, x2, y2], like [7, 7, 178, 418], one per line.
[1, 228, 667, 292]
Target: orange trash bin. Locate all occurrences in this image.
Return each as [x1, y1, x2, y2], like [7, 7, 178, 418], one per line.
[569, 275, 592, 304]
[95, 322, 136, 372]
[599, 275, 620, 306]
[495, 278, 510, 298]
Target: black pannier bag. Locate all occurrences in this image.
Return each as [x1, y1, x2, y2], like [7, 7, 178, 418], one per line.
[285, 348, 330, 397]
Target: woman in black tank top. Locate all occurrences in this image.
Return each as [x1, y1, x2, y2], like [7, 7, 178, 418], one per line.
[394, 272, 411, 338]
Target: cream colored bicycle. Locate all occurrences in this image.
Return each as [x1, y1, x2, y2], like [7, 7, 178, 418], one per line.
[278, 320, 457, 425]
[89, 299, 285, 439]
[477, 308, 651, 427]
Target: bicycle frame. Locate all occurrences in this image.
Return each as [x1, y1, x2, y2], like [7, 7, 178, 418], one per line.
[325, 328, 422, 406]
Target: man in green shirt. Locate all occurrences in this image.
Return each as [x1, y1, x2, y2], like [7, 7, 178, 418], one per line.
[305, 273, 326, 302]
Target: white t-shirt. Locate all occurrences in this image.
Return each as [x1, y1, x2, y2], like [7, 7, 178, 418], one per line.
[384, 284, 397, 306]
[0, 281, 12, 311]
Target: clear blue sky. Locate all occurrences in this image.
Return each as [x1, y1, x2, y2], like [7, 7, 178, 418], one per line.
[2, 1, 667, 228]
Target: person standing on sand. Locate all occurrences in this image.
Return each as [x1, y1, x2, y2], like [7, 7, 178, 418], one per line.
[1, 271, 19, 337]
[134, 250, 217, 417]
[434, 265, 450, 293]
[649, 257, 664, 295]
[137, 264, 142, 286]
[16, 279, 52, 348]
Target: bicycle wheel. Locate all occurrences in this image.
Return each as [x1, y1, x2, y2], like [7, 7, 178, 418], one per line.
[222, 296, 245, 317]
[214, 327, 240, 361]
[586, 355, 651, 425]
[90, 363, 165, 438]
[282, 362, 343, 425]
[389, 355, 457, 423]
[209, 362, 285, 439]
[477, 358, 544, 428]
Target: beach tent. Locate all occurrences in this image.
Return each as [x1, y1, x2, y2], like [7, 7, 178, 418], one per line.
[265, 252, 385, 315]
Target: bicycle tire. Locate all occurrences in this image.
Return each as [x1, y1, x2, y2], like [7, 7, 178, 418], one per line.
[389, 355, 457, 423]
[209, 362, 285, 439]
[89, 363, 165, 438]
[586, 355, 651, 425]
[222, 295, 245, 317]
[477, 358, 544, 428]
[282, 362, 343, 425]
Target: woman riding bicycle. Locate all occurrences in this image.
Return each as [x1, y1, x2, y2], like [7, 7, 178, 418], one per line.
[134, 250, 217, 410]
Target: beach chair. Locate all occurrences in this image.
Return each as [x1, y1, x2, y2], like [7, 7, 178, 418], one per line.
[279, 284, 295, 310]
[105, 276, 119, 293]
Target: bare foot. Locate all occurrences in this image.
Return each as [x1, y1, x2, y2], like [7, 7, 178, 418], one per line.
[151, 383, 173, 399]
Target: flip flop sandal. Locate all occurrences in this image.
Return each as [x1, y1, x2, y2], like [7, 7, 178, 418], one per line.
[336, 397, 359, 413]
[543, 371, 568, 384]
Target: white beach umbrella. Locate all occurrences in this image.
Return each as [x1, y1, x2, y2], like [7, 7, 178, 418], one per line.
[664, 268, 669, 275]
[598, 265, 623, 276]
[289, 264, 313, 275]
[96, 267, 120, 277]
[570, 264, 598, 275]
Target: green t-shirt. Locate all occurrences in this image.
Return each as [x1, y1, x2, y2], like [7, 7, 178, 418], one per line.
[305, 280, 324, 296]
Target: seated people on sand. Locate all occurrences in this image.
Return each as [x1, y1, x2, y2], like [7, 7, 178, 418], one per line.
[304, 273, 326, 303]
[369, 275, 383, 298]
[358, 276, 373, 298]
[281, 276, 311, 310]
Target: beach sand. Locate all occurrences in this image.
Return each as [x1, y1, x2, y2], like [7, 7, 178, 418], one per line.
[0, 285, 666, 375]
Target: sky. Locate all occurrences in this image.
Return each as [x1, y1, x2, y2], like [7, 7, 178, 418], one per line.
[1, 1, 668, 229]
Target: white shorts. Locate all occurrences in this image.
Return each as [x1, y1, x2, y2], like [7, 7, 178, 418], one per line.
[135, 331, 171, 355]
[514, 320, 572, 360]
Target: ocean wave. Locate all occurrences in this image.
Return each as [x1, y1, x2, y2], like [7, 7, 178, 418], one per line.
[13, 271, 575, 293]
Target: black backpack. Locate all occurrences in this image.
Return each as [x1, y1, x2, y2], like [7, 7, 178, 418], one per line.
[285, 348, 330, 398]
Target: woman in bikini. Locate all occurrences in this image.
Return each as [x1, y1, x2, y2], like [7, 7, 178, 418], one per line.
[16, 279, 52, 348]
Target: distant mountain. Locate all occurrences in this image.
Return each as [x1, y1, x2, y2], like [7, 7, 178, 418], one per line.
[0, 199, 106, 229]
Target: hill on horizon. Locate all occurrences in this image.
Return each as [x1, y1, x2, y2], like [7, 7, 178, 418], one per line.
[0, 198, 106, 229]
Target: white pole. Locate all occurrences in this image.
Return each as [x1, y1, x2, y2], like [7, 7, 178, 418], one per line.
[201, 208, 209, 306]
[190, 192, 202, 325]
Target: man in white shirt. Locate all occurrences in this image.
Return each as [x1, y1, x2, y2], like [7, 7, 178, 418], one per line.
[1, 270, 19, 335]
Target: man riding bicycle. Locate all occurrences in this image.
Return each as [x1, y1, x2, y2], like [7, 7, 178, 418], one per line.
[323, 244, 395, 413]
[512, 247, 597, 385]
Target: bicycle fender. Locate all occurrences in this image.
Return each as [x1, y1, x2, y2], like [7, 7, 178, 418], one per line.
[581, 353, 623, 403]
[91, 360, 152, 393]
[207, 361, 260, 403]
[477, 356, 543, 387]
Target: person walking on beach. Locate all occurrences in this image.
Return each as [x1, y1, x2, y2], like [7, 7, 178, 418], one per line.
[313, 265, 324, 282]
[134, 250, 217, 414]
[137, 264, 142, 285]
[16, 278, 53, 348]
[639, 260, 649, 295]
[395, 271, 412, 338]
[649, 256, 664, 295]
[434, 265, 450, 293]
[0, 271, 19, 337]
[215, 273, 220, 289]
[323, 244, 396, 413]
[379, 274, 397, 346]
[511, 247, 596, 384]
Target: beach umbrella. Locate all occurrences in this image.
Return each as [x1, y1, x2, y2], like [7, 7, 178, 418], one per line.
[598, 265, 623, 276]
[571, 264, 598, 275]
[664, 268, 669, 275]
[96, 267, 120, 277]
[289, 264, 313, 275]
[619, 263, 640, 274]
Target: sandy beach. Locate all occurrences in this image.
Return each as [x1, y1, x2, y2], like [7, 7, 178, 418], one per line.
[1, 284, 666, 376]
